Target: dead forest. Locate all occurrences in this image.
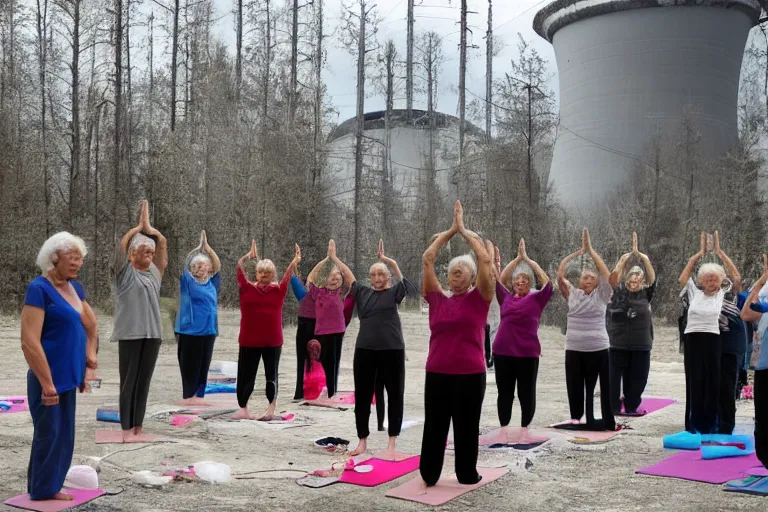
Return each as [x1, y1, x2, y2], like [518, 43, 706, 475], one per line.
[1, 0, 767, 325]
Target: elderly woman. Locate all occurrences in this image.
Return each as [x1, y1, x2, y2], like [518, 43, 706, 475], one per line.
[740, 255, 768, 469]
[234, 240, 300, 420]
[306, 240, 355, 398]
[607, 232, 657, 416]
[112, 200, 168, 443]
[492, 238, 553, 444]
[557, 229, 615, 431]
[679, 231, 740, 434]
[418, 200, 494, 490]
[349, 239, 417, 459]
[175, 230, 221, 406]
[21, 232, 98, 501]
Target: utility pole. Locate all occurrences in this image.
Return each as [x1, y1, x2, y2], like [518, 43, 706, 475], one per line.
[406, 0, 413, 121]
[485, 0, 492, 141]
[456, 0, 477, 197]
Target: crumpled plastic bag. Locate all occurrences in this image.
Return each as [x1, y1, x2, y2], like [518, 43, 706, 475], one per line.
[192, 461, 232, 484]
[131, 470, 173, 486]
[64, 465, 99, 489]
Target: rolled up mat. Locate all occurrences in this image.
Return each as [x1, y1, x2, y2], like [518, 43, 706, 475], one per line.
[663, 431, 701, 450]
[724, 475, 768, 496]
[204, 382, 236, 394]
[701, 435, 755, 460]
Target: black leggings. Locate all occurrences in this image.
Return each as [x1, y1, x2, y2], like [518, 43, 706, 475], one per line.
[484, 324, 494, 368]
[177, 334, 216, 399]
[353, 348, 405, 438]
[493, 355, 539, 428]
[755, 368, 768, 469]
[375, 374, 385, 429]
[420, 372, 485, 487]
[609, 348, 650, 414]
[236, 346, 281, 408]
[118, 339, 161, 431]
[718, 352, 739, 435]
[317, 333, 343, 397]
[565, 349, 615, 430]
[293, 317, 316, 400]
[683, 333, 721, 434]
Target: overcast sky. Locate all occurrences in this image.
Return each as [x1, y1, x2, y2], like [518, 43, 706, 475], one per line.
[207, 0, 558, 124]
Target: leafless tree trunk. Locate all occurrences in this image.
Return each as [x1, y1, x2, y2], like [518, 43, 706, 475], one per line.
[312, 0, 323, 186]
[235, 0, 242, 102]
[113, 0, 122, 238]
[406, 0, 413, 120]
[381, 40, 395, 241]
[289, 0, 298, 125]
[457, 0, 467, 196]
[36, 0, 50, 236]
[485, 0, 492, 141]
[124, 0, 133, 210]
[171, 0, 180, 131]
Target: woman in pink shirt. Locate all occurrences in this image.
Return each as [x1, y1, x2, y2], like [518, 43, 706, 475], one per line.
[306, 240, 355, 398]
[418, 201, 495, 490]
[493, 238, 553, 445]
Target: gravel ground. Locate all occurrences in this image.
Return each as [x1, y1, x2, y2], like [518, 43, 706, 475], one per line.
[0, 309, 761, 511]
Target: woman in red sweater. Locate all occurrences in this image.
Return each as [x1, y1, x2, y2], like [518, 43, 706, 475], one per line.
[232, 240, 300, 420]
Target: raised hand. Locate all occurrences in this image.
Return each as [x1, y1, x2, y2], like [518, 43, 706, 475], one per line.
[582, 228, 591, 253]
[495, 245, 501, 273]
[378, 239, 385, 260]
[714, 230, 722, 255]
[763, 254, 768, 278]
[328, 239, 337, 260]
[453, 200, 465, 232]
[293, 244, 302, 265]
[632, 232, 639, 254]
[138, 200, 150, 230]
[518, 238, 528, 260]
[249, 239, 258, 260]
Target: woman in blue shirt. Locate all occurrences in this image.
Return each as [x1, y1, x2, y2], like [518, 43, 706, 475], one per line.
[740, 255, 768, 470]
[175, 230, 221, 406]
[20, 232, 98, 502]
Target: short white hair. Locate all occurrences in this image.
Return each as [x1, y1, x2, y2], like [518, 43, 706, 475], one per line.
[36, 232, 87, 273]
[698, 263, 726, 283]
[256, 258, 277, 282]
[626, 265, 645, 282]
[129, 233, 156, 254]
[369, 262, 390, 276]
[512, 262, 533, 281]
[448, 254, 477, 279]
[189, 253, 212, 270]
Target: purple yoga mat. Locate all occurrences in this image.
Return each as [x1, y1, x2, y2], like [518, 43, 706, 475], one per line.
[637, 450, 765, 484]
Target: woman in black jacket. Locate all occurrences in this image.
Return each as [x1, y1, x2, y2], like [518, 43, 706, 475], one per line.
[607, 233, 656, 415]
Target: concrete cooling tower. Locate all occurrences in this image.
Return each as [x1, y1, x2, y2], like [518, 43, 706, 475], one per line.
[533, 0, 762, 208]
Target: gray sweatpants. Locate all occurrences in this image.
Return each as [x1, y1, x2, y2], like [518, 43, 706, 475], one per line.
[118, 338, 161, 430]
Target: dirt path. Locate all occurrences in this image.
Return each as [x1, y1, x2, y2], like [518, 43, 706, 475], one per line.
[0, 311, 760, 511]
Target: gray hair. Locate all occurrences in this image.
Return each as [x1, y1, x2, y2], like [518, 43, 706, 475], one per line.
[369, 262, 390, 277]
[189, 253, 212, 270]
[512, 262, 533, 281]
[129, 233, 156, 254]
[256, 258, 277, 282]
[698, 263, 726, 283]
[626, 265, 645, 282]
[448, 254, 477, 279]
[36, 232, 88, 273]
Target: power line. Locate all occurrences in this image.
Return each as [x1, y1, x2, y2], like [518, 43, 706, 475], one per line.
[494, 0, 547, 31]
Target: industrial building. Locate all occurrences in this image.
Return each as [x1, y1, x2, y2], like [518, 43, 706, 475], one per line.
[534, 0, 763, 208]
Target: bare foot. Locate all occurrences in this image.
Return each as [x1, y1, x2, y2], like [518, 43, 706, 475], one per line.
[231, 408, 255, 420]
[417, 477, 428, 496]
[121, 430, 136, 443]
[570, 419, 581, 425]
[500, 425, 521, 444]
[518, 427, 549, 445]
[180, 397, 211, 407]
[52, 493, 74, 501]
[349, 438, 367, 456]
[375, 437, 404, 461]
[256, 402, 276, 421]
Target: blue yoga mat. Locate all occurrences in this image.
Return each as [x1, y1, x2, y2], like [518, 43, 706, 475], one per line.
[204, 382, 236, 394]
[97, 408, 120, 423]
[724, 475, 768, 496]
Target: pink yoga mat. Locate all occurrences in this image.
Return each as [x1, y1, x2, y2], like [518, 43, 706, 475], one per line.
[170, 414, 197, 427]
[545, 423, 622, 443]
[619, 398, 676, 416]
[478, 427, 550, 447]
[749, 466, 768, 476]
[302, 397, 350, 409]
[637, 450, 765, 484]
[95, 430, 170, 444]
[386, 466, 509, 506]
[0, 396, 28, 414]
[339, 456, 420, 487]
[4, 489, 106, 511]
